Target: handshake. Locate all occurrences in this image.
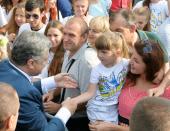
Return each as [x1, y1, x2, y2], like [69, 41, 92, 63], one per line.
[61, 97, 78, 115]
[43, 73, 78, 116]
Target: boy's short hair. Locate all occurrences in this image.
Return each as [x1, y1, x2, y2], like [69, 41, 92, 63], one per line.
[130, 97, 170, 131]
[25, 0, 44, 12]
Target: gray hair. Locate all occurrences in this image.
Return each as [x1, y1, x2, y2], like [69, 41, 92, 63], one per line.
[109, 9, 136, 26]
[11, 31, 50, 65]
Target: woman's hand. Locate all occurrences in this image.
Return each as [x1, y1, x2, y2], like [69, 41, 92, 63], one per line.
[89, 121, 129, 131]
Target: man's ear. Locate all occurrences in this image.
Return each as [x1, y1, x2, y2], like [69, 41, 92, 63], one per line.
[81, 33, 88, 44]
[129, 24, 137, 33]
[84, 33, 88, 40]
[40, 11, 45, 19]
[26, 59, 35, 70]
[6, 115, 16, 130]
[41, 11, 45, 16]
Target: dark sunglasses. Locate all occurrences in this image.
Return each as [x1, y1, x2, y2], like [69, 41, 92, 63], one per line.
[142, 40, 152, 54]
[25, 14, 39, 19]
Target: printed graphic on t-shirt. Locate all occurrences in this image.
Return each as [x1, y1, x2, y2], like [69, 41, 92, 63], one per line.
[96, 67, 127, 101]
[150, 9, 164, 32]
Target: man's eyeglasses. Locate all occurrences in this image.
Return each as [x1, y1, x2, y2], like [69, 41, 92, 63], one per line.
[142, 40, 152, 54]
[26, 14, 39, 19]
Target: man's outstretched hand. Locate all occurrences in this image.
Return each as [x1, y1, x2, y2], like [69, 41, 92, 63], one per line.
[54, 73, 78, 88]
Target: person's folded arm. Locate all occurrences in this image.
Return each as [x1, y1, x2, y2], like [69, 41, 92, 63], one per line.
[148, 69, 170, 96]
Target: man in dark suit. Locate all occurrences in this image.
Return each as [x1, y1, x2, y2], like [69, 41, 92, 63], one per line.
[0, 31, 77, 131]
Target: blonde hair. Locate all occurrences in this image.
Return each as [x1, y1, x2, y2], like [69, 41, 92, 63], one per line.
[95, 31, 129, 58]
[133, 7, 150, 30]
[72, 0, 89, 4]
[89, 16, 110, 33]
[0, 35, 8, 61]
[133, 7, 150, 20]
[72, 0, 89, 16]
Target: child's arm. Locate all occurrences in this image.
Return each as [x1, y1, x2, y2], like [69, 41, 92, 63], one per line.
[71, 83, 97, 104]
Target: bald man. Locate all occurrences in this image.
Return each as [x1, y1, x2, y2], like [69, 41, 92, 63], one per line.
[0, 82, 20, 131]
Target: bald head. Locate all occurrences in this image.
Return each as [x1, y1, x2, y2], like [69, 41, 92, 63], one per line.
[63, 17, 89, 55]
[130, 97, 170, 131]
[0, 82, 19, 130]
[65, 17, 89, 36]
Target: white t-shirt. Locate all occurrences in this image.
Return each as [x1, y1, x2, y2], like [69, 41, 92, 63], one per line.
[133, 0, 169, 33]
[18, 23, 47, 35]
[88, 0, 112, 17]
[0, 6, 16, 27]
[39, 51, 55, 78]
[87, 58, 129, 122]
[0, 6, 8, 27]
[157, 17, 170, 61]
[84, 47, 100, 67]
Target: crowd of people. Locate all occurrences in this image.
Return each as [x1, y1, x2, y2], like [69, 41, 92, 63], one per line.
[0, 0, 170, 131]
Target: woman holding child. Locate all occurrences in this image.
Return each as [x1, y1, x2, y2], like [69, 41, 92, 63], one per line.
[89, 40, 170, 131]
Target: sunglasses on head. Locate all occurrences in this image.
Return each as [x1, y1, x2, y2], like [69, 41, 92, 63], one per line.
[142, 40, 152, 54]
[25, 13, 39, 19]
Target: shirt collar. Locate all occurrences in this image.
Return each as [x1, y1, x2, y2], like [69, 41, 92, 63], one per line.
[9, 60, 32, 83]
[66, 43, 88, 60]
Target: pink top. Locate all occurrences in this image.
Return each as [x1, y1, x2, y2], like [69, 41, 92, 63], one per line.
[118, 84, 170, 120]
[110, 0, 132, 11]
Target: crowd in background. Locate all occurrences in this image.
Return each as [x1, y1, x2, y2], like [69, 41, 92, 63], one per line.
[0, 0, 170, 131]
